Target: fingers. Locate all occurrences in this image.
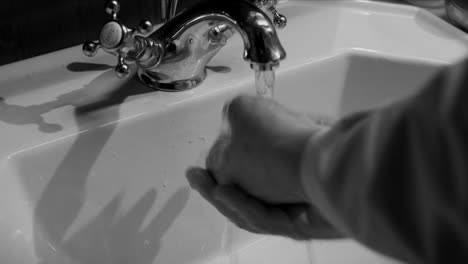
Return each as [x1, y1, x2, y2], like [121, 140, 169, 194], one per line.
[187, 167, 343, 240]
[213, 184, 299, 237]
[223, 95, 255, 126]
[215, 186, 343, 240]
[186, 167, 247, 226]
[187, 167, 324, 239]
[187, 167, 275, 233]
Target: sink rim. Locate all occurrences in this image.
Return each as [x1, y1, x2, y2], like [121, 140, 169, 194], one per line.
[0, 0, 466, 161]
[0, 1, 465, 263]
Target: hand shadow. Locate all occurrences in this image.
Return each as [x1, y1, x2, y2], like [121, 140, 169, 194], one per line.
[32, 70, 168, 264]
[42, 187, 190, 264]
[206, 65, 231, 74]
[0, 97, 64, 133]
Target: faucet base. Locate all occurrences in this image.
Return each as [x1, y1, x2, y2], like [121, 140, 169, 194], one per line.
[138, 70, 206, 91]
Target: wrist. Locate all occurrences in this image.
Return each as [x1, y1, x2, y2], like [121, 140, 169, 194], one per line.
[283, 125, 322, 204]
[297, 128, 330, 207]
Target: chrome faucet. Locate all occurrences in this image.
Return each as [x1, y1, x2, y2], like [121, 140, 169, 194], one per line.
[82, 0, 287, 91]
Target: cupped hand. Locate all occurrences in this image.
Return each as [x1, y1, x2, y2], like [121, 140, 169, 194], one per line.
[187, 95, 342, 240]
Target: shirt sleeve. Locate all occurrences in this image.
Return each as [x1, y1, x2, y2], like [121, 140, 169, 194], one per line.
[300, 59, 468, 263]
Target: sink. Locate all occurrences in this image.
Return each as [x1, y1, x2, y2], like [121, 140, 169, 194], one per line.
[0, 1, 467, 263]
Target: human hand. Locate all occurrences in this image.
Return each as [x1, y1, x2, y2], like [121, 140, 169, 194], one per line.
[187, 95, 342, 240]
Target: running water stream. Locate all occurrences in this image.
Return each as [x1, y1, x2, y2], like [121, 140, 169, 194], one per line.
[255, 69, 276, 98]
[219, 69, 315, 263]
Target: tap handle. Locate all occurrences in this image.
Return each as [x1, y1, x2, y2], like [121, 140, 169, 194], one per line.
[268, 6, 287, 29]
[82, 0, 154, 78]
[83, 41, 102, 57]
[252, 0, 287, 29]
[115, 55, 131, 78]
[105, 0, 120, 19]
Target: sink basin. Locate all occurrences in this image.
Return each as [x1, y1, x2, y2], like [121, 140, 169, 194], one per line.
[0, 1, 467, 263]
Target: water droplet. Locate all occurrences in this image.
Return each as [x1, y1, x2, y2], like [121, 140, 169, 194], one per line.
[48, 242, 57, 252]
[220, 220, 239, 264]
[306, 241, 315, 264]
[12, 229, 32, 244]
[188, 140, 193, 144]
[198, 136, 207, 142]
[144, 240, 151, 246]
[163, 179, 169, 188]
[201, 243, 206, 253]
[13, 229, 24, 238]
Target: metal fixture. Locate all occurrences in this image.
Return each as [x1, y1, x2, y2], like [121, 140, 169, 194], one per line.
[252, 0, 288, 29]
[82, 0, 286, 91]
[82, 0, 158, 78]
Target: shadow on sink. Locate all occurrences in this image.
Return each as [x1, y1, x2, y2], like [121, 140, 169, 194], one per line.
[6, 47, 447, 264]
[34, 186, 190, 264]
[0, 62, 233, 134]
[339, 53, 443, 116]
[22, 70, 189, 263]
[0, 97, 64, 133]
[66, 62, 113, 72]
[0, 69, 154, 133]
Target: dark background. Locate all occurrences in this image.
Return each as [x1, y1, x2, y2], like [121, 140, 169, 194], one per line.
[0, 0, 204, 66]
[0, 0, 448, 66]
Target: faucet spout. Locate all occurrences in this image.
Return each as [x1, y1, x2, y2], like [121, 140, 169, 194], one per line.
[154, 0, 286, 69]
[82, 0, 287, 91]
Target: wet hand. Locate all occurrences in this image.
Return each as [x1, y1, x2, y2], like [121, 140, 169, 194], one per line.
[187, 95, 342, 240]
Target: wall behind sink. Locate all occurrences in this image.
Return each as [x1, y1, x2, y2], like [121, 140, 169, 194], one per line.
[0, 0, 440, 66]
[0, 0, 203, 66]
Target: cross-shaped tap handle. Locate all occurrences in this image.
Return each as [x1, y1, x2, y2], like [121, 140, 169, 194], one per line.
[82, 0, 154, 78]
[268, 6, 287, 29]
[252, 0, 287, 29]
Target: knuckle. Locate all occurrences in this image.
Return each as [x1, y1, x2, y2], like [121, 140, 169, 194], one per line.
[226, 95, 256, 123]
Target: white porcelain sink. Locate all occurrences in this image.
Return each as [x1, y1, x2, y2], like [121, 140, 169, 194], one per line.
[0, 1, 467, 264]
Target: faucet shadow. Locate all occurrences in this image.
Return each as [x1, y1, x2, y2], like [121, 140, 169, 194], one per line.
[32, 70, 187, 264]
[66, 62, 113, 72]
[206, 65, 231, 74]
[0, 68, 154, 133]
